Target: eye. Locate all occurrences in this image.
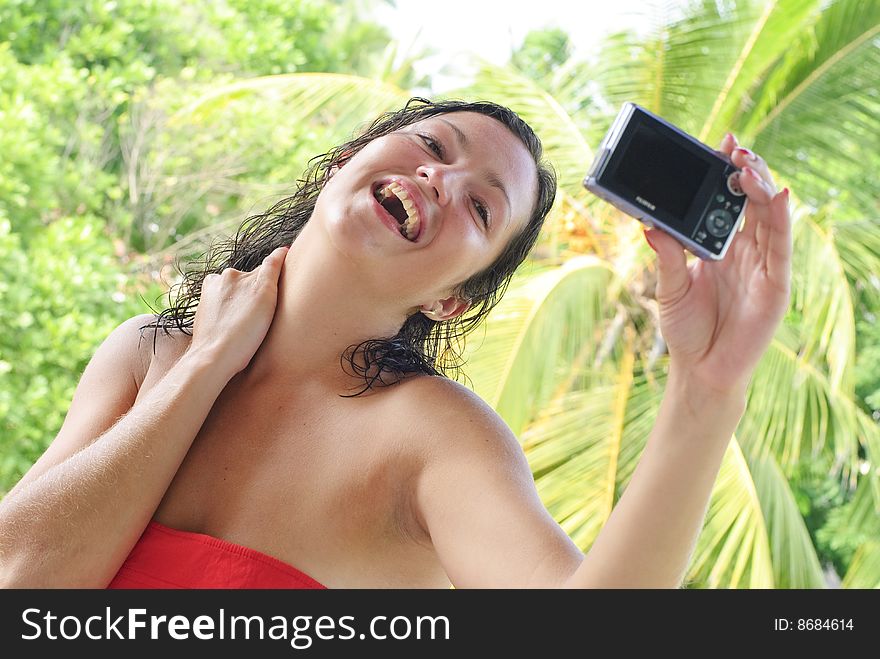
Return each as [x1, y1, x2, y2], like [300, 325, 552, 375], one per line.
[418, 133, 444, 158]
[473, 198, 490, 228]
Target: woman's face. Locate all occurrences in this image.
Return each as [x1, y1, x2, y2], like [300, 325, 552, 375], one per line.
[313, 111, 539, 314]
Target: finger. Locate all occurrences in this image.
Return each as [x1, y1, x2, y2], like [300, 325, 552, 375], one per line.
[765, 188, 792, 290]
[753, 203, 767, 252]
[261, 246, 290, 266]
[717, 132, 739, 156]
[733, 194, 758, 247]
[730, 147, 776, 189]
[256, 246, 289, 283]
[644, 229, 690, 305]
[724, 213, 756, 264]
[739, 166, 776, 205]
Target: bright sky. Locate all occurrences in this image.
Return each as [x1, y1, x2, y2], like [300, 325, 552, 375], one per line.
[372, 0, 663, 91]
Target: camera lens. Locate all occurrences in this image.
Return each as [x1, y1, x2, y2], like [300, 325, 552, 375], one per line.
[705, 209, 733, 237]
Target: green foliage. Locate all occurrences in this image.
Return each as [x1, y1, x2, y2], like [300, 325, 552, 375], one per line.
[0, 215, 162, 493]
[841, 541, 880, 588]
[0, 43, 116, 238]
[510, 28, 573, 81]
[807, 463, 878, 575]
[0, 0, 390, 77]
[855, 315, 880, 413]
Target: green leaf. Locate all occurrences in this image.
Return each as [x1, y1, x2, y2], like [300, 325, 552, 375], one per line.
[744, 0, 880, 217]
[460, 256, 616, 436]
[747, 452, 827, 588]
[833, 217, 880, 310]
[685, 439, 775, 588]
[454, 63, 595, 197]
[841, 541, 880, 588]
[169, 72, 412, 134]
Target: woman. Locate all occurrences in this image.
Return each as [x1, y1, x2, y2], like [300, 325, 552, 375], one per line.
[0, 98, 790, 588]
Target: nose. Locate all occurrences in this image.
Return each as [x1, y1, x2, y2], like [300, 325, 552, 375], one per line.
[416, 163, 453, 206]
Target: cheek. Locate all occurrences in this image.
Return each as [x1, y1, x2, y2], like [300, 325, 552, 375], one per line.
[315, 174, 355, 216]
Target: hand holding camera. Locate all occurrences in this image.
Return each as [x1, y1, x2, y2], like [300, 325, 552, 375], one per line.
[584, 104, 792, 397]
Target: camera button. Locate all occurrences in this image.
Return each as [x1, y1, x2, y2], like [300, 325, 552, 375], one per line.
[706, 209, 734, 237]
[727, 172, 745, 196]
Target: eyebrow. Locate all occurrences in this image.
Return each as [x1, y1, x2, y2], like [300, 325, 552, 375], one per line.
[437, 118, 512, 222]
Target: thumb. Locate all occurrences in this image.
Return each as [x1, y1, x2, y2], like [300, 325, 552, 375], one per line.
[644, 229, 689, 304]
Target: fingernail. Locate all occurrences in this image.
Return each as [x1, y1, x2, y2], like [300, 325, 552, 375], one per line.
[745, 166, 761, 179]
[644, 229, 657, 252]
[726, 132, 738, 146]
[735, 147, 756, 161]
[782, 187, 790, 199]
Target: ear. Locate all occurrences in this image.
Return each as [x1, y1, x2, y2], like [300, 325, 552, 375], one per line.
[420, 296, 472, 322]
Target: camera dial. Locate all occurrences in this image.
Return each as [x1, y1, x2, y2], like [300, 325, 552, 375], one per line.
[706, 209, 734, 237]
[727, 172, 746, 196]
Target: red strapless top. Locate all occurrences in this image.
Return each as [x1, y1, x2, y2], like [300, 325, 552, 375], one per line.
[107, 521, 326, 589]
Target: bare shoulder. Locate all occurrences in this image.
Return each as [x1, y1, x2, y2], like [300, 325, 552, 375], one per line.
[128, 313, 193, 389]
[396, 375, 581, 588]
[394, 375, 526, 467]
[397, 375, 507, 426]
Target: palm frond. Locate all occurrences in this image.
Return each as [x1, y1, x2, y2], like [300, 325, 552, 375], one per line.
[453, 63, 594, 196]
[738, 329, 872, 482]
[696, 0, 822, 143]
[743, 0, 880, 217]
[832, 217, 880, 310]
[576, 0, 879, 217]
[585, 0, 820, 140]
[169, 72, 412, 134]
[747, 452, 827, 588]
[841, 541, 880, 588]
[790, 213, 856, 395]
[524, 373, 636, 550]
[736, 209, 872, 482]
[818, 469, 880, 571]
[460, 257, 617, 437]
[685, 438, 775, 588]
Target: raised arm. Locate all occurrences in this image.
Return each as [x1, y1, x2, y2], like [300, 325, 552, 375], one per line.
[565, 370, 746, 587]
[416, 135, 790, 588]
[0, 246, 290, 587]
[412, 377, 743, 589]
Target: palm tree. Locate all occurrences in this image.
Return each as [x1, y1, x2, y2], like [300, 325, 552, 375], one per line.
[133, 0, 880, 588]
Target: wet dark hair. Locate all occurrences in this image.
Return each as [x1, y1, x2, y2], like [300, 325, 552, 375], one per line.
[142, 97, 557, 396]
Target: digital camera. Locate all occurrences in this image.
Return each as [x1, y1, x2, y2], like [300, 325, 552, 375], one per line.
[583, 102, 747, 260]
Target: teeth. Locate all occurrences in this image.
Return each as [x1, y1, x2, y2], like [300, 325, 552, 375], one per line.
[376, 181, 421, 240]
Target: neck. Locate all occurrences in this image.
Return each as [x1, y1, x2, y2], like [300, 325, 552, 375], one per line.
[238, 220, 412, 395]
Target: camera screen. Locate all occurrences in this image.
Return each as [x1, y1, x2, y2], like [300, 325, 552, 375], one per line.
[612, 122, 707, 229]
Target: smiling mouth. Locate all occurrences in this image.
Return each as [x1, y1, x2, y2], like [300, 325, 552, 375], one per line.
[373, 181, 421, 241]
